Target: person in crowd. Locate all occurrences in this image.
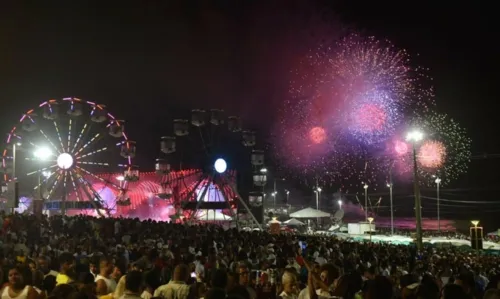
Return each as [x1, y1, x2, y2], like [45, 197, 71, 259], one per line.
[119, 270, 142, 299]
[95, 257, 117, 296]
[238, 265, 256, 299]
[0, 266, 38, 299]
[55, 253, 75, 286]
[154, 264, 190, 299]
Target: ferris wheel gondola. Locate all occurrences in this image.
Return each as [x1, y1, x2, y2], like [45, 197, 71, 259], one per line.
[0, 97, 136, 216]
[155, 109, 265, 227]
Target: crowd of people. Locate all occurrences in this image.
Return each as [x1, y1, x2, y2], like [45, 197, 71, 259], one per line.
[1, 212, 500, 299]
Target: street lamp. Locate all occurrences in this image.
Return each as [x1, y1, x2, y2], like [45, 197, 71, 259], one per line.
[314, 184, 322, 225]
[406, 129, 424, 252]
[272, 191, 277, 211]
[387, 181, 394, 235]
[260, 167, 268, 174]
[435, 177, 441, 233]
[338, 200, 342, 210]
[471, 220, 480, 253]
[367, 217, 374, 243]
[33, 147, 53, 160]
[363, 184, 368, 221]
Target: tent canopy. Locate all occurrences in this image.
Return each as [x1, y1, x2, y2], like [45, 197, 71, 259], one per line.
[196, 210, 233, 221]
[284, 218, 305, 226]
[289, 207, 330, 218]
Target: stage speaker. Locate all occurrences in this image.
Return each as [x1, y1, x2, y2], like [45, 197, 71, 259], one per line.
[470, 227, 483, 250]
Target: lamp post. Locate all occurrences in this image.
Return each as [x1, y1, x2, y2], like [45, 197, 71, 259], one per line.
[406, 129, 424, 252]
[367, 217, 374, 243]
[387, 181, 394, 235]
[314, 181, 322, 225]
[471, 220, 479, 253]
[285, 190, 290, 203]
[338, 200, 342, 210]
[435, 177, 441, 233]
[11, 142, 22, 214]
[363, 184, 368, 221]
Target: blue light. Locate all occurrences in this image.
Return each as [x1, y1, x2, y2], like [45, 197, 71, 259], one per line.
[214, 158, 227, 174]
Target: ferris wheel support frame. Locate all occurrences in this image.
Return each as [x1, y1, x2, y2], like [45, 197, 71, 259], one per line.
[158, 108, 264, 228]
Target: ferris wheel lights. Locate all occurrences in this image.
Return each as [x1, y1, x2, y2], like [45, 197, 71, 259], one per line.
[120, 141, 136, 158]
[42, 103, 59, 120]
[33, 147, 53, 160]
[56, 153, 74, 170]
[214, 158, 227, 174]
[90, 105, 107, 123]
[109, 121, 125, 138]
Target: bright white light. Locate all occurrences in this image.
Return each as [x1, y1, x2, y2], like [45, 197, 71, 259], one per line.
[435, 177, 441, 184]
[42, 171, 52, 178]
[56, 153, 73, 170]
[406, 130, 424, 142]
[116, 175, 125, 181]
[272, 191, 277, 196]
[317, 187, 322, 192]
[34, 147, 53, 160]
[338, 200, 342, 206]
[214, 158, 227, 174]
[364, 184, 369, 189]
[260, 167, 267, 173]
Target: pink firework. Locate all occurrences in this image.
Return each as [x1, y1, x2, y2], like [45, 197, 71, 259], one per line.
[418, 140, 446, 168]
[309, 126, 326, 144]
[394, 140, 409, 156]
[351, 103, 387, 133]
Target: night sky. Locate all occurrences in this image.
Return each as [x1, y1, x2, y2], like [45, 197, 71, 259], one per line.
[1, 1, 498, 224]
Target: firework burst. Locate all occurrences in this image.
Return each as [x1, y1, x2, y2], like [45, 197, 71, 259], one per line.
[389, 111, 471, 186]
[274, 32, 436, 189]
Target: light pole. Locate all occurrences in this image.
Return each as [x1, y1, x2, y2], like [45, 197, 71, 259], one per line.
[471, 220, 479, 254]
[367, 217, 374, 243]
[11, 142, 22, 214]
[33, 146, 54, 212]
[314, 183, 322, 225]
[387, 182, 394, 235]
[260, 167, 267, 223]
[272, 191, 277, 211]
[435, 177, 441, 233]
[285, 189, 290, 203]
[338, 200, 342, 210]
[406, 129, 424, 252]
[363, 184, 368, 221]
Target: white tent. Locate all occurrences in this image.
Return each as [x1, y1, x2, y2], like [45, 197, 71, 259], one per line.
[284, 218, 306, 226]
[196, 210, 233, 221]
[289, 207, 330, 218]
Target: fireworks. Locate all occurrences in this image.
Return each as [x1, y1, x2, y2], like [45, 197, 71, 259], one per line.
[418, 140, 446, 168]
[273, 31, 468, 189]
[332, 34, 434, 110]
[309, 126, 327, 144]
[343, 90, 402, 144]
[391, 111, 471, 186]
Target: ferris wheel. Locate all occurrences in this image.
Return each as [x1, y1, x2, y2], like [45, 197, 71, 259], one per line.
[0, 97, 137, 215]
[155, 109, 265, 228]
